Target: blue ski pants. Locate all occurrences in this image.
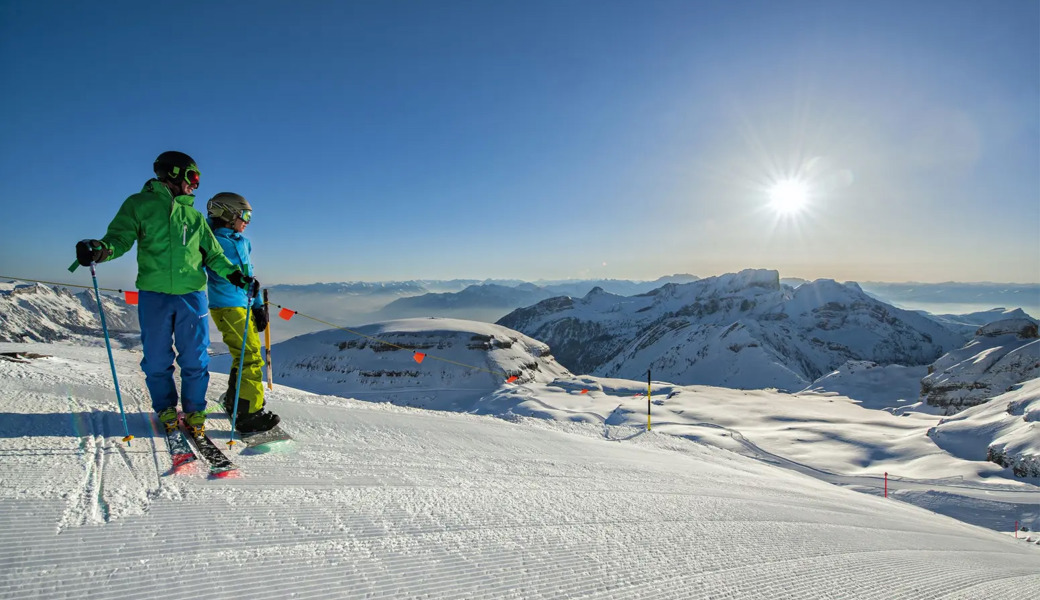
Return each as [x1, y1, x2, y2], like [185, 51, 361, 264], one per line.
[138, 290, 211, 414]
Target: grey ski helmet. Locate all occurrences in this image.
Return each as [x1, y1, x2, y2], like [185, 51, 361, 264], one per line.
[207, 192, 253, 224]
[153, 151, 200, 186]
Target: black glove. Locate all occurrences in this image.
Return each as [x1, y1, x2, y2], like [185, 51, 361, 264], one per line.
[228, 271, 261, 296]
[75, 239, 112, 266]
[252, 305, 269, 333]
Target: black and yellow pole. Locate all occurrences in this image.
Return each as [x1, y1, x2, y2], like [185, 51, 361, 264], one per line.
[263, 289, 273, 390]
[647, 369, 652, 431]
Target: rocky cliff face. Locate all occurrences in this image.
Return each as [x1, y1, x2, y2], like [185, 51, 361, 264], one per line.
[498, 269, 968, 390]
[921, 318, 1040, 414]
[0, 282, 139, 344]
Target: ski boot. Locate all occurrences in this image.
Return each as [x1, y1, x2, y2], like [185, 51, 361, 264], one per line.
[158, 407, 179, 433]
[183, 411, 207, 437]
[235, 408, 281, 434]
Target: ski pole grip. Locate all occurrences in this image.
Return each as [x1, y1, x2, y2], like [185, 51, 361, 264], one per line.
[68, 260, 80, 273]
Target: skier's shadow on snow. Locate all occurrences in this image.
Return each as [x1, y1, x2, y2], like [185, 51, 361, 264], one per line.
[0, 410, 159, 439]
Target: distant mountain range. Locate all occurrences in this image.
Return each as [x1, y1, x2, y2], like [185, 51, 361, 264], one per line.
[377, 283, 556, 322]
[497, 269, 975, 391]
[262, 277, 1036, 338]
[859, 281, 1040, 314]
[375, 275, 702, 321]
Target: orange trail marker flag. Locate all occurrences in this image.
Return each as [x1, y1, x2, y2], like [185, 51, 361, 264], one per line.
[123, 291, 138, 305]
[413, 352, 426, 364]
[506, 376, 518, 383]
[279, 307, 295, 320]
[580, 389, 589, 394]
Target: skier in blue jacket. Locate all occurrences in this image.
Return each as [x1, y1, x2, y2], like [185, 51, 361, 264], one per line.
[204, 192, 280, 434]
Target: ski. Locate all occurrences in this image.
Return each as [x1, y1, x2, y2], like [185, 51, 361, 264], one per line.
[160, 421, 199, 475]
[180, 420, 240, 478]
[240, 425, 293, 453]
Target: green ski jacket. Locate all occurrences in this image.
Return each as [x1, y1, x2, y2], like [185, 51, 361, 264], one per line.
[99, 179, 240, 295]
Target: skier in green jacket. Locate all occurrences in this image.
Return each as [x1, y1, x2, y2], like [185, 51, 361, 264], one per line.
[75, 151, 257, 436]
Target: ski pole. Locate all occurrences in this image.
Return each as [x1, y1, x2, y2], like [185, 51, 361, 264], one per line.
[88, 262, 133, 445]
[227, 284, 257, 447]
[263, 289, 273, 390]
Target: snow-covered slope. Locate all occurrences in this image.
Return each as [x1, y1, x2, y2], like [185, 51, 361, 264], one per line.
[498, 269, 967, 390]
[265, 316, 1040, 488]
[929, 378, 1040, 477]
[921, 318, 1040, 413]
[266, 318, 572, 411]
[2, 342, 1037, 599]
[798, 360, 931, 413]
[0, 281, 138, 345]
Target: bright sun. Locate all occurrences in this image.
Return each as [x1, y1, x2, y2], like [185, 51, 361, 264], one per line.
[768, 180, 809, 214]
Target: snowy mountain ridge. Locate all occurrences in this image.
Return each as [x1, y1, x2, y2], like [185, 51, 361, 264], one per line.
[497, 269, 967, 391]
[921, 318, 1040, 414]
[0, 281, 138, 345]
[374, 276, 705, 321]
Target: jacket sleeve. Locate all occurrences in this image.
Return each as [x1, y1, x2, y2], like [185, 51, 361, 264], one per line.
[199, 224, 239, 279]
[246, 238, 264, 309]
[99, 197, 139, 261]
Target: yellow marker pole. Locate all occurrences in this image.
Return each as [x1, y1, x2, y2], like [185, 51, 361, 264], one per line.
[647, 369, 652, 431]
[263, 289, 273, 390]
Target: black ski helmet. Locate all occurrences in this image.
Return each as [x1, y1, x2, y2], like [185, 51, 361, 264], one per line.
[207, 192, 253, 224]
[153, 151, 199, 184]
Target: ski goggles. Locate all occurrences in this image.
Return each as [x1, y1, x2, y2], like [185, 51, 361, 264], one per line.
[238, 209, 252, 223]
[169, 164, 201, 187]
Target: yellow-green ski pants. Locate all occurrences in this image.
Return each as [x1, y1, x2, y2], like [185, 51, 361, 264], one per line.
[212, 306, 265, 413]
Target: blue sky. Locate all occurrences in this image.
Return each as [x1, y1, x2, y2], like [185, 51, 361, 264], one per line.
[1, 0, 1037, 291]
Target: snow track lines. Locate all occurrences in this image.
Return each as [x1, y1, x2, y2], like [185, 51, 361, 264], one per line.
[1, 345, 1038, 599]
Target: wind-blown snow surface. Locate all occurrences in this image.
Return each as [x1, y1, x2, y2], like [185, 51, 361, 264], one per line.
[2, 343, 1038, 599]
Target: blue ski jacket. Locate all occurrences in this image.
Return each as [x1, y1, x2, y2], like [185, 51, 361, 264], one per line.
[205, 222, 263, 310]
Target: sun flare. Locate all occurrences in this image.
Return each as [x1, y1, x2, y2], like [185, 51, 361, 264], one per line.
[768, 180, 809, 215]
